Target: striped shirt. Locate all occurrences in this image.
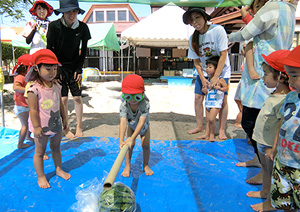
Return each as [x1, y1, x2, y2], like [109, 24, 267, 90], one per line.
[229, 0, 297, 42]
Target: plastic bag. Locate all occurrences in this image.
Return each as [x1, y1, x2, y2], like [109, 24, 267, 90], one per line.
[71, 177, 103, 212]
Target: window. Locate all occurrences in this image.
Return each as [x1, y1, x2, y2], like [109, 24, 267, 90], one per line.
[129, 13, 135, 22]
[118, 10, 126, 21]
[96, 11, 104, 22]
[107, 11, 115, 22]
[87, 14, 93, 23]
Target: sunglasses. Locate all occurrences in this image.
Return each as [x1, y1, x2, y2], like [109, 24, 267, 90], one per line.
[122, 93, 144, 102]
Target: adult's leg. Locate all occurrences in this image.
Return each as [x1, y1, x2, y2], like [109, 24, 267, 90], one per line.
[188, 76, 204, 134]
[141, 128, 153, 176]
[73, 96, 83, 137]
[62, 96, 75, 139]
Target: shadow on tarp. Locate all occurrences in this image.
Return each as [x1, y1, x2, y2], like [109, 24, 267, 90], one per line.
[0, 127, 281, 212]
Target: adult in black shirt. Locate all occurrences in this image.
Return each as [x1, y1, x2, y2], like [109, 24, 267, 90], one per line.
[47, 0, 91, 138]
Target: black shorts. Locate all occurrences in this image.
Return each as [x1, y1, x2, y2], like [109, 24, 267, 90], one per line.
[58, 67, 82, 97]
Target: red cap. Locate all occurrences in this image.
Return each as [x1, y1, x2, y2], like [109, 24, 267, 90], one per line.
[29, 0, 53, 18]
[12, 54, 33, 74]
[32, 49, 61, 66]
[261, 50, 290, 75]
[277, 45, 300, 68]
[121, 74, 145, 94]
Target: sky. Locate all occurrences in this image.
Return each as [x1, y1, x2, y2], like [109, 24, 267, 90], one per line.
[1, 1, 151, 27]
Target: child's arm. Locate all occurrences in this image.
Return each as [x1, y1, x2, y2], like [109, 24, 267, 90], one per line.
[13, 81, 25, 93]
[245, 42, 260, 80]
[265, 119, 282, 161]
[119, 117, 127, 149]
[214, 78, 229, 92]
[27, 92, 42, 138]
[124, 116, 147, 148]
[241, 5, 251, 19]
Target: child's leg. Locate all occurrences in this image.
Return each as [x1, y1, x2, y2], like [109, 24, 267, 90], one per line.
[49, 131, 71, 180]
[121, 127, 136, 177]
[249, 148, 276, 211]
[17, 111, 30, 149]
[196, 108, 210, 140]
[218, 95, 228, 140]
[33, 135, 50, 188]
[141, 127, 153, 176]
[208, 108, 220, 142]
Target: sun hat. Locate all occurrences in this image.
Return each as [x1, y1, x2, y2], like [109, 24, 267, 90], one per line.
[183, 7, 211, 25]
[12, 54, 33, 74]
[277, 45, 300, 68]
[54, 0, 85, 15]
[29, 0, 53, 17]
[121, 74, 145, 94]
[25, 49, 61, 82]
[261, 50, 290, 75]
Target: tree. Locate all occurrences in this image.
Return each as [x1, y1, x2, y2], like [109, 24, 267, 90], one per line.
[1, 42, 28, 68]
[0, 0, 33, 22]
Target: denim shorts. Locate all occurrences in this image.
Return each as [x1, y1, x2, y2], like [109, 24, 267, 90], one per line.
[194, 75, 229, 95]
[257, 143, 272, 154]
[13, 105, 29, 116]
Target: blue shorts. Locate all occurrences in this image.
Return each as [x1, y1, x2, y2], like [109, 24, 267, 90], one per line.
[194, 75, 230, 95]
[13, 105, 29, 116]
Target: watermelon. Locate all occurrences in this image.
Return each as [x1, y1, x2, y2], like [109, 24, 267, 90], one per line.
[98, 182, 136, 212]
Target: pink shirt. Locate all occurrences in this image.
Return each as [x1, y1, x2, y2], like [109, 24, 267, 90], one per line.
[28, 81, 62, 135]
[14, 75, 28, 107]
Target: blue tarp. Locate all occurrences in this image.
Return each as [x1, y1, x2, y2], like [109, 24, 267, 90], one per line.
[0, 127, 276, 212]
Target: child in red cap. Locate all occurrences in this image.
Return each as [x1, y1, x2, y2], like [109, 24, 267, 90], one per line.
[269, 45, 300, 211]
[23, 0, 53, 54]
[12, 54, 34, 149]
[244, 50, 291, 211]
[27, 49, 70, 189]
[119, 74, 154, 177]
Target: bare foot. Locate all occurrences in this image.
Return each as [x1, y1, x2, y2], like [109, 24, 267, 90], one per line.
[246, 171, 263, 185]
[56, 167, 71, 180]
[38, 175, 51, 189]
[246, 190, 268, 198]
[75, 127, 83, 137]
[234, 123, 242, 128]
[209, 135, 215, 142]
[236, 158, 261, 167]
[64, 130, 75, 139]
[144, 165, 154, 176]
[18, 143, 31, 149]
[250, 198, 276, 212]
[218, 131, 227, 140]
[43, 153, 49, 160]
[187, 127, 203, 135]
[121, 166, 131, 177]
[196, 133, 209, 140]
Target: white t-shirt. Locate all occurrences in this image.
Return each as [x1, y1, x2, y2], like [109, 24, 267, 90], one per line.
[188, 24, 231, 78]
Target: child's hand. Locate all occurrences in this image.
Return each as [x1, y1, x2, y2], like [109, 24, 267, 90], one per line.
[265, 147, 276, 161]
[214, 83, 221, 90]
[34, 127, 43, 138]
[119, 141, 126, 149]
[124, 137, 134, 148]
[202, 86, 208, 94]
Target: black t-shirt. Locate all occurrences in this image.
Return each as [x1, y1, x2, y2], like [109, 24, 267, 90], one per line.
[47, 19, 91, 73]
